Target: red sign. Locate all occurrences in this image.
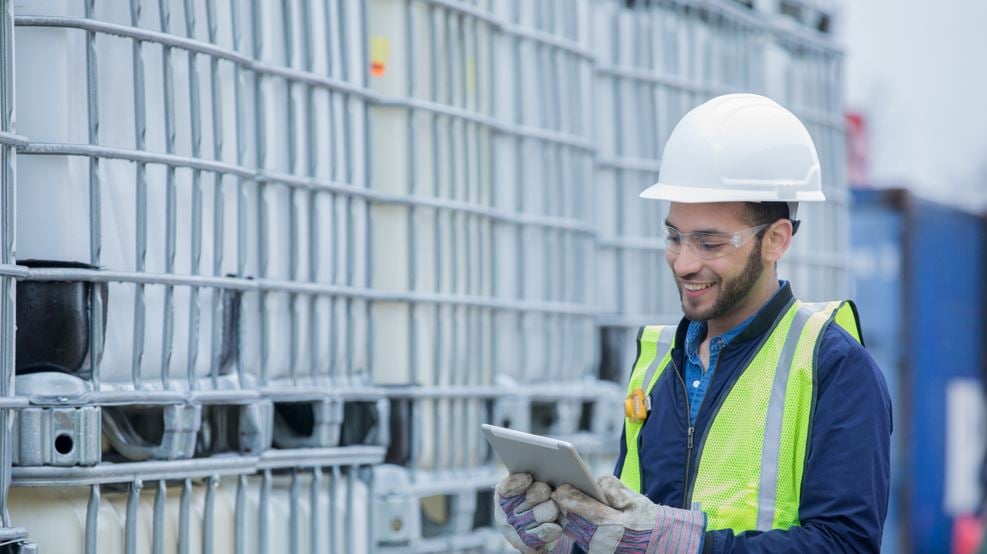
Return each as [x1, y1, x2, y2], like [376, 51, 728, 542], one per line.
[846, 112, 869, 186]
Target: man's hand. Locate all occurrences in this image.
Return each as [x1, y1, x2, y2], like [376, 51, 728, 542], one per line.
[495, 473, 563, 553]
[552, 474, 706, 554]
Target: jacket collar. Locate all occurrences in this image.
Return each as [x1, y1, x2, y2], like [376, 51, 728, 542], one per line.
[672, 281, 795, 350]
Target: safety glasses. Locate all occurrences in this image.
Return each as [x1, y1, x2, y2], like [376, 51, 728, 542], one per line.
[663, 224, 769, 260]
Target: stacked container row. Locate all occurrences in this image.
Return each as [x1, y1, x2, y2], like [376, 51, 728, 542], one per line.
[0, 0, 850, 552]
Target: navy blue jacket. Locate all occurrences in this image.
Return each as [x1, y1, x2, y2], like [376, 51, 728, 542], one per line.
[612, 283, 892, 553]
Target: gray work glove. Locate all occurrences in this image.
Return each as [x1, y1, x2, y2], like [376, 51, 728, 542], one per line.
[552, 474, 707, 554]
[495, 473, 563, 553]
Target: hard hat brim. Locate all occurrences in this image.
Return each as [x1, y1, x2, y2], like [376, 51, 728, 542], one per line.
[639, 181, 826, 203]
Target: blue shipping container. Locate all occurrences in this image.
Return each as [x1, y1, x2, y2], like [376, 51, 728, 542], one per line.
[850, 189, 986, 553]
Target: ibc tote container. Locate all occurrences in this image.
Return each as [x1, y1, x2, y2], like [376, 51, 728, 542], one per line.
[365, 1, 615, 550]
[15, 0, 380, 395]
[850, 188, 987, 553]
[10, 0, 385, 551]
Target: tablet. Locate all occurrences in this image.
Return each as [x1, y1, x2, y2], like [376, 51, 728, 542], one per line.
[482, 423, 606, 503]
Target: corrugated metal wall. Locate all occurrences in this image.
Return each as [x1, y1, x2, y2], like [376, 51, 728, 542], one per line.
[1, 0, 847, 552]
[849, 188, 905, 553]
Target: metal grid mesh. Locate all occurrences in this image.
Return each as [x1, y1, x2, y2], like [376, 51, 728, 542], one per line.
[772, 38, 850, 302]
[594, 0, 764, 330]
[0, 0, 27, 547]
[11, 0, 384, 551]
[3, 0, 849, 552]
[593, 0, 851, 384]
[16, 0, 380, 399]
[368, 1, 606, 550]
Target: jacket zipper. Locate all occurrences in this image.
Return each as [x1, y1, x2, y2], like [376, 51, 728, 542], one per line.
[670, 355, 696, 509]
[637, 347, 712, 504]
[677, 350, 723, 509]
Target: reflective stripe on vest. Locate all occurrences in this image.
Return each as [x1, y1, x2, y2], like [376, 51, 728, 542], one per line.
[619, 324, 676, 493]
[618, 300, 862, 533]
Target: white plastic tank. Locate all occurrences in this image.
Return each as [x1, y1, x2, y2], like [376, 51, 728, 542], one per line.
[15, 0, 374, 392]
[7, 469, 369, 553]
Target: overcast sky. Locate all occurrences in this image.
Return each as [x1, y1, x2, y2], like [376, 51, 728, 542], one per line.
[838, 0, 987, 211]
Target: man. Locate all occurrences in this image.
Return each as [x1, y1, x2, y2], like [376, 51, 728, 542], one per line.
[494, 94, 892, 553]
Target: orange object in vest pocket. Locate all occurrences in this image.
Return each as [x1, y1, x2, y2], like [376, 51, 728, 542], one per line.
[625, 387, 649, 422]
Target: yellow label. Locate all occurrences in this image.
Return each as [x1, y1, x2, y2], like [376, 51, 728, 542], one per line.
[370, 36, 390, 77]
[467, 57, 476, 94]
[625, 388, 648, 422]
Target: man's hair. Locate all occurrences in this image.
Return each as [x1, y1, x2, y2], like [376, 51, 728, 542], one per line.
[742, 202, 791, 227]
[742, 202, 792, 245]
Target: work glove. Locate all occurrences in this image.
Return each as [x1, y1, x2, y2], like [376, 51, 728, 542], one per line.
[495, 473, 564, 553]
[552, 474, 706, 554]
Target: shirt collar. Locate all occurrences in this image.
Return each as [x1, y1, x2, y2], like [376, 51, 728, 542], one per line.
[684, 280, 790, 361]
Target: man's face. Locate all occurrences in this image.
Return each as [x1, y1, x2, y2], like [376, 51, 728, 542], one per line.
[664, 202, 766, 322]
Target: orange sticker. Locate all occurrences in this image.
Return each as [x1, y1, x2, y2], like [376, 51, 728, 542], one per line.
[370, 36, 390, 77]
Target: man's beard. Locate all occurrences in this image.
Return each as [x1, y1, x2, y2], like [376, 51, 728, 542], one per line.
[680, 241, 765, 322]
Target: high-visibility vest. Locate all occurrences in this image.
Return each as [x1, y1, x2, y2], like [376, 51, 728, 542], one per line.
[619, 299, 862, 532]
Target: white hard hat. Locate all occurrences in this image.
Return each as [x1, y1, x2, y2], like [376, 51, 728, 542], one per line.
[640, 93, 825, 204]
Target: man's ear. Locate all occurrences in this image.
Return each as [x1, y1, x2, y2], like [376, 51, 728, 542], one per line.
[761, 219, 793, 263]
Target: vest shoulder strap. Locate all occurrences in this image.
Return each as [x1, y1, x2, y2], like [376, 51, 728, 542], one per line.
[637, 324, 676, 394]
[832, 300, 864, 345]
[801, 299, 864, 345]
[620, 324, 676, 492]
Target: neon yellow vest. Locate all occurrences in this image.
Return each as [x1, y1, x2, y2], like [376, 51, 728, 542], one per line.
[618, 299, 862, 532]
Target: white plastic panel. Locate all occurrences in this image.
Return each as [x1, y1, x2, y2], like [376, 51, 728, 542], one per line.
[7, 468, 369, 554]
[15, 0, 373, 393]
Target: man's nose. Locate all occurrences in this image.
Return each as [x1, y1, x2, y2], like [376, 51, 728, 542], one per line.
[671, 243, 703, 276]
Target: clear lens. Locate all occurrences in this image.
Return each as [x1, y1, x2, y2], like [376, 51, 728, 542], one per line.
[663, 224, 768, 260]
[663, 228, 683, 253]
